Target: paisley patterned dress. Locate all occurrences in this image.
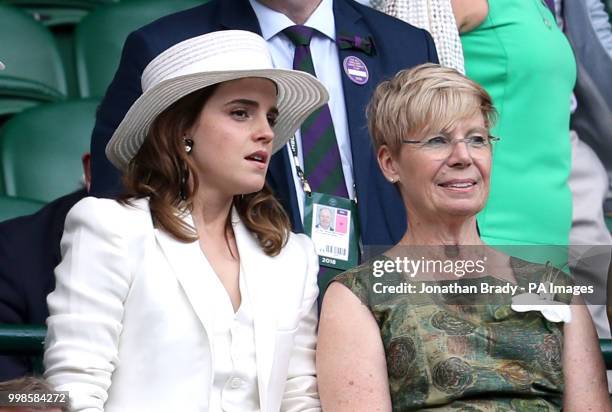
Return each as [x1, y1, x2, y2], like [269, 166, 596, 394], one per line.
[334, 255, 573, 411]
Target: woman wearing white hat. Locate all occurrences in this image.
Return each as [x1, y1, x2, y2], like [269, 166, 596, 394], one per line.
[43, 30, 328, 412]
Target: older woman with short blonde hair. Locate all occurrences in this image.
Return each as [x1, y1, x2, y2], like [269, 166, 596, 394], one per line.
[317, 64, 610, 412]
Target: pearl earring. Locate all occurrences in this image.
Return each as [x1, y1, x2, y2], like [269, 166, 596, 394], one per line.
[184, 138, 194, 153]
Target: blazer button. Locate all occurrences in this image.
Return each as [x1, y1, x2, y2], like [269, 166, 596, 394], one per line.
[230, 377, 242, 389]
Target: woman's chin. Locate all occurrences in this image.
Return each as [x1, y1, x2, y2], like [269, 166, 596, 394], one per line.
[437, 202, 484, 220]
[233, 181, 266, 197]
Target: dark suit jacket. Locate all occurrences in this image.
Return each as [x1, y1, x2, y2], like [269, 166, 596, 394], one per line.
[0, 189, 87, 380]
[89, 0, 438, 246]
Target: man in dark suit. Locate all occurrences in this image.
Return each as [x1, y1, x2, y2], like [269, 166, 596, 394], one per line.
[0, 155, 90, 380]
[0, 190, 88, 380]
[90, 0, 438, 247]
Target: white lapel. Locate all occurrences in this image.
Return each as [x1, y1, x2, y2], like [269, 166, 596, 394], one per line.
[153, 211, 218, 363]
[232, 209, 281, 411]
[154, 205, 281, 410]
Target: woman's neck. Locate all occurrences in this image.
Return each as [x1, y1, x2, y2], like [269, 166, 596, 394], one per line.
[191, 188, 234, 239]
[400, 214, 483, 246]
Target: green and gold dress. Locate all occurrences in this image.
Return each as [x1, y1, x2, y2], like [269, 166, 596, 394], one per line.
[335, 255, 573, 411]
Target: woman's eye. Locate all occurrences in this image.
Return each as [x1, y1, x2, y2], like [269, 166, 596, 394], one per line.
[231, 109, 249, 119]
[267, 113, 278, 127]
[425, 136, 448, 146]
[468, 135, 487, 145]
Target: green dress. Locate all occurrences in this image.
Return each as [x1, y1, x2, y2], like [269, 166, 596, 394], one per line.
[334, 256, 572, 411]
[461, 0, 576, 259]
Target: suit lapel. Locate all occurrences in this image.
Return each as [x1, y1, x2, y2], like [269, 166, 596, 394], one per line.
[153, 216, 216, 351]
[232, 210, 279, 411]
[154, 207, 281, 409]
[334, 0, 381, 243]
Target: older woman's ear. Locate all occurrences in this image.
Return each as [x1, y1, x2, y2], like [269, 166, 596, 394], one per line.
[377, 145, 400, 184]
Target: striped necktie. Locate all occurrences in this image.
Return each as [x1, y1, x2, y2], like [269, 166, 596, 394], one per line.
[283, 25, 349, 197]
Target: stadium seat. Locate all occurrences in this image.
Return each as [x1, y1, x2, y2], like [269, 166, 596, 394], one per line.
[0, 4, 67, 116]
[2, 0, 117, 27]
[1, 326, 612, 373]
[0, 99, 98, 202]
[74, 0, 206, 98]
[0, 324, 46, 356]
[0, 195, 44, 222]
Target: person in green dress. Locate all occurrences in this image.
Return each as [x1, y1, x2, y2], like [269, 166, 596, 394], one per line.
[316, 64, 609, 411]
[457, 0, 575, 261]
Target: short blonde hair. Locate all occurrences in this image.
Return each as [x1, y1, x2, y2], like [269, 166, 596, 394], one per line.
[367, 63, 497, 155]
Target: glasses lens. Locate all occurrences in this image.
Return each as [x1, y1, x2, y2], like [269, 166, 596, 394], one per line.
[423, 136, 449, 149]
[405, 134, 494, 158]
[466, 135, 488, 147]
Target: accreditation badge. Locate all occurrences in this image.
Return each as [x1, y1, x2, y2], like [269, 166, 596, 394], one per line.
[304, 193, 359, 271]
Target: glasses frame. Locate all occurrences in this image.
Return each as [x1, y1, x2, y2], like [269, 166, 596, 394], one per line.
[402, 135, 500, 146]
[401, 134, 500, 154]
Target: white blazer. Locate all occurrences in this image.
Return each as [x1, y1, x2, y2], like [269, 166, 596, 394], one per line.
[43, 197, 321, 412]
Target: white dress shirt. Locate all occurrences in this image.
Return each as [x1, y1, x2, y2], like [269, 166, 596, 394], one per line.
[209, 269, 260, 412]
[249, 0, 356, 220]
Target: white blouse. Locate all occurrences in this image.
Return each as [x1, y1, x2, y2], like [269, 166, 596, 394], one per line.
[209, 268, 260, 412]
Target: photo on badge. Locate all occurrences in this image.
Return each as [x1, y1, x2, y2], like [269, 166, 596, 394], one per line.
[315, 205, 336, 232]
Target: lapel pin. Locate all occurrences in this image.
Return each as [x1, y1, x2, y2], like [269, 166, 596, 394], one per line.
[343, 56, 369, 85]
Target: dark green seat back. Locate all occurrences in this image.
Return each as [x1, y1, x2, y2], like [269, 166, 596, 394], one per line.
[0, 4, 67, 115]
[2, 326, 612, 374]
[3, 0, 118, 27]
[0, 99, 98, 202]
[74, 0, 206, 98]
[0, 195, 44, 222]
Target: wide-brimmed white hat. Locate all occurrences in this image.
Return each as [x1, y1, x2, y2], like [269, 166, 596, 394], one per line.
[106, 30, 329, 170]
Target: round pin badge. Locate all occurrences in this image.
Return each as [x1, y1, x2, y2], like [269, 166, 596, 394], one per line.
[343, 56, 369, 85]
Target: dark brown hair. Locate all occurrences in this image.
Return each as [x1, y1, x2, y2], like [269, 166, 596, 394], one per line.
[120, 84, 290, 256]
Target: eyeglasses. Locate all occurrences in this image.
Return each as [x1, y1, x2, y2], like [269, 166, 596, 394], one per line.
[401, 134, 500, 158]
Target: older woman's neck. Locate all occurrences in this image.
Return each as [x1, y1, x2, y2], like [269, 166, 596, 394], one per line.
[400, 216, 483, 246]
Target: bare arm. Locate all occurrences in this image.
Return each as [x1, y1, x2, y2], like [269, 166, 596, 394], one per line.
[563, 296, 612, 412]
[316, 282, 392, 412]
[450, 0, 488, 33]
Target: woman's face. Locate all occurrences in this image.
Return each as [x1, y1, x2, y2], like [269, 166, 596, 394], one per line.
[392, 112, 492, 221]
[188, 77, 278, 197]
